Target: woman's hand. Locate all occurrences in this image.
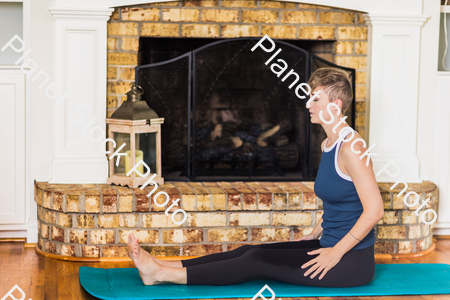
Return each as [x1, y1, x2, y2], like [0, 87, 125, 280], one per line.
[293, 234, 316, 242]
[301, 248, 343, 280]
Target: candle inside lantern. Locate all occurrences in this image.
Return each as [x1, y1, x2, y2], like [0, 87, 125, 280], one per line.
[125, 150, 144, 175]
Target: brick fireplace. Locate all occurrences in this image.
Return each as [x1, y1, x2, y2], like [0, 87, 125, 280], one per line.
[106, 0, 368, 140]
[107, 0, 366, 182]
[35, 180, 437, 258]
[34, 1, 437, 259]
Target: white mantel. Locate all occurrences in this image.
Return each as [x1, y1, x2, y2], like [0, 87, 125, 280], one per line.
[364, 13, 428, 183]
[4, 0, 447, 242]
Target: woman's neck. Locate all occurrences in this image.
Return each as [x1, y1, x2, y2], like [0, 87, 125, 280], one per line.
[323, 122, 350, 146]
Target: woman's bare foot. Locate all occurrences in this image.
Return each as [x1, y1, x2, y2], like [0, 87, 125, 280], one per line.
[127, 234, 183, 268]
[127, 233, 166, 285]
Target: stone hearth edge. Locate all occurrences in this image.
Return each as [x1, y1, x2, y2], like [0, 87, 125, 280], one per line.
[34, 181, 437, 258]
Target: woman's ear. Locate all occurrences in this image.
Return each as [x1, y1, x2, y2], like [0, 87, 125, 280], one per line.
[334, 99, 343, 116]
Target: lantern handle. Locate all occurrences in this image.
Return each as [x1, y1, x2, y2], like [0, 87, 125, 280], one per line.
[127, 84, 145, 102]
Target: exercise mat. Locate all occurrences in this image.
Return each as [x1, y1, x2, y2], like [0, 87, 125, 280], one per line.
[80, 263, 450, 299]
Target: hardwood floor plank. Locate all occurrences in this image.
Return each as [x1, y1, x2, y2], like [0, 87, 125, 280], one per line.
[30, 284, 44, 300]
[1, 277, 17, 299]
[0, 241, 449, 300]
[44, 257, 59, 300]
[58, 275, 74, 299]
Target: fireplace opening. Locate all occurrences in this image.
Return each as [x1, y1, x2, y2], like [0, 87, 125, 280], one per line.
[135, 37, 355, 181]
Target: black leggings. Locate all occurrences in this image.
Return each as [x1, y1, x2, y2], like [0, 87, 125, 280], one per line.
[181, 240, 375, 287]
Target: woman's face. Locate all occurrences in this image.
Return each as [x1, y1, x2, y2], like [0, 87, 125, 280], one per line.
[306, 86, 341, 124]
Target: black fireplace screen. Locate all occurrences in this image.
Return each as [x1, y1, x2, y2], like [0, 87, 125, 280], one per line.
[136, 38, 355, 181]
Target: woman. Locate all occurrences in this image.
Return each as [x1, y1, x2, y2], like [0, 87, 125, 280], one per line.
[127, 67, 384, 287]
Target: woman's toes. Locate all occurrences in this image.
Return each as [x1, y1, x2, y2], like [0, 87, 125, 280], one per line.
[128, 234, 138, 258]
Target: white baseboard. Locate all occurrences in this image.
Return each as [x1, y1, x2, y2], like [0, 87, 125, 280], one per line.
[427, 222, 450, 236]
[0, 222, 37, 242]
[0, 230, 27, 238]
[27, 221, 38, 243]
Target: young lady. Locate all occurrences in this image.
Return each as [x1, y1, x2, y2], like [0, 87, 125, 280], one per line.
[127, 67, 384, 287]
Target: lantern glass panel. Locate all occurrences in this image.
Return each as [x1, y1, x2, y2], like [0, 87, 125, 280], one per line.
[113, 132, 131, 175]
[137, 132, 157, 174]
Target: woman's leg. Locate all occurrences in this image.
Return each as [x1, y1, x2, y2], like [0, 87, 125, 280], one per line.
[128, 233, 374, 287]
[185, 244, 375, 286]
[127, 234, 321, 284]
[128, 234, 321, 285]
[154, 239, 322, 268]
[182, 240, 322, 267]
[152, 258, 183, 268]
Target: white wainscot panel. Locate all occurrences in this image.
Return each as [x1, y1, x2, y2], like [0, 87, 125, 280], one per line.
[0, 74, 26, 224]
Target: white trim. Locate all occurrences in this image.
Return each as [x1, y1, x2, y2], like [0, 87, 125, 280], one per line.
[334, 127, 354, 182]
[363, 13, 427, 183]
[0, 230, 27, 238]
[22, 0, 35, 244]
[323, 138, 338, 153]
[321, 127, 354, 181]
[0, 74, 26, 224]
[363, 14, 429, 26]
[0, 224, 27, 230]
[435, 74, 450, 227]
[49, 7, 114, 20]
[26, 221, 38, 243]
[48, 7, 112, 183]
[433, 228, 450, 236]
[441, 5, 450, 13]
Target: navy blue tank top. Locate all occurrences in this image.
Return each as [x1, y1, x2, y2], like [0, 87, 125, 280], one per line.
[314, 127, 375, 250]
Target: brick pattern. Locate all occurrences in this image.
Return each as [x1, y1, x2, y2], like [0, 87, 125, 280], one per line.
[107, 0, 368, 138]
[35, 181, 437, 258]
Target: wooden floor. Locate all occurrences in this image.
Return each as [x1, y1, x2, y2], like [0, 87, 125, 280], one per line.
[1, 240, 449, 300]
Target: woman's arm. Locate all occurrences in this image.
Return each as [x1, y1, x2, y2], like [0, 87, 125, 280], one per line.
[331, 138, 384, 256]
[311, 217, 323, 239]
[302, 134, 384, 279]
[294, 217, 323, 241]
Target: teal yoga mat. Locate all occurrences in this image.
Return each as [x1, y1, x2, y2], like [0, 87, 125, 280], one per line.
[80, 264, 450, 300]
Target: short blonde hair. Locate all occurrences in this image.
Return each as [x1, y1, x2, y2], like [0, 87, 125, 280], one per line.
[307, 67, 353, 114]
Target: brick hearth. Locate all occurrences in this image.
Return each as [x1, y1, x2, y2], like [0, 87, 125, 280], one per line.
[34, 181, 437, 258]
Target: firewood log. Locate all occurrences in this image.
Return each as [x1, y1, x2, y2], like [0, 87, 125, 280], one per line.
[257, 120, 292, 147]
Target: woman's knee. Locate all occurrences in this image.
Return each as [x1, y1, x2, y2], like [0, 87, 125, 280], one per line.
[239, 248, 267, 261]
[230, 244, 257, 256]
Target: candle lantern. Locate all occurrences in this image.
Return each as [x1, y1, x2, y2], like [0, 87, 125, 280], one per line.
[106, 84, 164, 188]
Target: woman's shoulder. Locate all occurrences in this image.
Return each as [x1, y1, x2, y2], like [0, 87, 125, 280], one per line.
[340, 130, 372, 169]
[340, 130, 365, 154]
